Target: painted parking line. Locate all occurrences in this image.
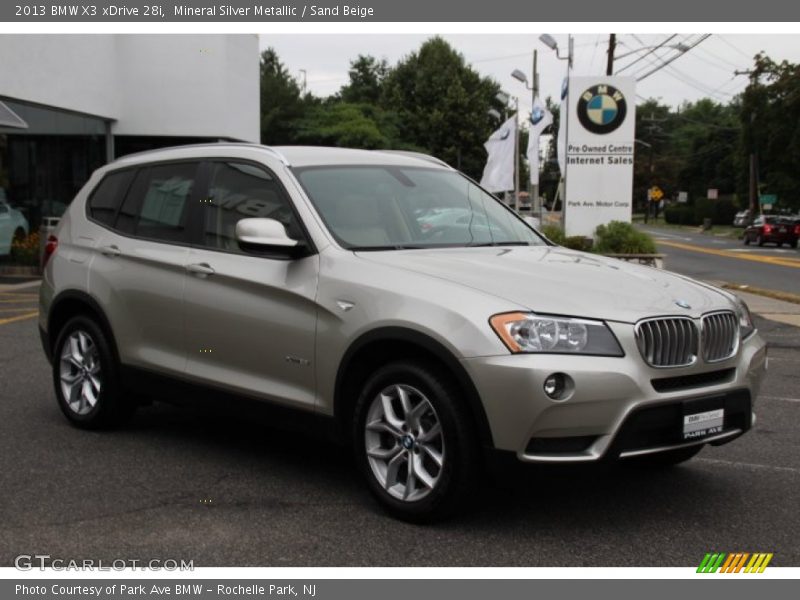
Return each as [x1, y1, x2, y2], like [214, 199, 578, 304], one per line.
[0, 311, 39, 326]
[657, 240, 800, 269]
[697, 457, 800, 475]
[761, 395, 800, 404]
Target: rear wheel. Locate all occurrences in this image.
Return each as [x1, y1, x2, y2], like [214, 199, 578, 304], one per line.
[52, 315, 136, 429]
[743, 234, 750, 245]
[792, 240, 798, 249]
[624, 444, 703, 468]
[756, 235, 764, 247]
[353, 360, 479, 522]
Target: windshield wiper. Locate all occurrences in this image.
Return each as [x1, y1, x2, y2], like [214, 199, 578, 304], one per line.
[468, 241, 531, 247]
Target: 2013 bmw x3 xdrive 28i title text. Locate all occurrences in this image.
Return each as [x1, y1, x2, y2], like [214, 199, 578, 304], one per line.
[39, 144, 767, 520]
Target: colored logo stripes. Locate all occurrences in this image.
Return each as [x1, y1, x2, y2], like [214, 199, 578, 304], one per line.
[697, 552, 773, 573]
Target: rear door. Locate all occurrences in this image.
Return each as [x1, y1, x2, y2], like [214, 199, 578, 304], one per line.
[182, 159, 319, 410]
[89, 162, 202, 376]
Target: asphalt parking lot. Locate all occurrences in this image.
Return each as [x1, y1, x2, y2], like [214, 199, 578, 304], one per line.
[1, 284, 799, 567]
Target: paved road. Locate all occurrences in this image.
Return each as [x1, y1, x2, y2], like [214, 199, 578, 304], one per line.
[639, 226, 800, 296]
[1, 286, 799, 567]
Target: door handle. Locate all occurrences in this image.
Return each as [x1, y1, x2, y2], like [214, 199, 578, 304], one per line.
[99, 245, 121, 257]
[186, 262, 215, 276]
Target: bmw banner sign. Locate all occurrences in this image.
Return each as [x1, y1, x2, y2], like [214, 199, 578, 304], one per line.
[564, 76, 636, 238]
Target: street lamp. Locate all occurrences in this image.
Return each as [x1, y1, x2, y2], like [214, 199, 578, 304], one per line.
[511, 69, 528, 86]
[511, 56, 543, 218]
[540, 34, 573, 228]
[539, 33, 574, 68]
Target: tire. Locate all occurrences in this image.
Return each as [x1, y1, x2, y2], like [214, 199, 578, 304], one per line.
[624, 444, 703, 468]
[52, 315, 136, 429]
[756, 235, 764, 247]
[792, 240, 798, 249]
[353, 360, 479, 522]
[743, 234, 750, 245]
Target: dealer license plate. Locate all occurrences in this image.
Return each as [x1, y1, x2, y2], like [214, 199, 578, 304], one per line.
[683, 408, 724, 440]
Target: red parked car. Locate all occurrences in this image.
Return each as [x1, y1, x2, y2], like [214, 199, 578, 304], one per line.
[743, 215, 799, 248]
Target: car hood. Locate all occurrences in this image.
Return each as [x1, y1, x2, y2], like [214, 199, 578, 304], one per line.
[356, 245, 733, 323]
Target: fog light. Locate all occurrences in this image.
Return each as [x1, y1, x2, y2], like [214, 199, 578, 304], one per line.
[543, 372, 574, 401]
[543, 373, 565, 398]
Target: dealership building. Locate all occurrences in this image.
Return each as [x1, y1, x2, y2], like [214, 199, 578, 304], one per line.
[0, 34, 259, 262]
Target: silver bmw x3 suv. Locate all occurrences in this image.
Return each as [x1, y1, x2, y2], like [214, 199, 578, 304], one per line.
[39, 144, 767, 520]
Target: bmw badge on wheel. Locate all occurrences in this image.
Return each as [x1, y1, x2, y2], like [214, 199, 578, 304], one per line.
[577, 84, 628, 135]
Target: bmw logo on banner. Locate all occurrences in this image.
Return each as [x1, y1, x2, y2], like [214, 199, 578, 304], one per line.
[577, 84, 628, 135]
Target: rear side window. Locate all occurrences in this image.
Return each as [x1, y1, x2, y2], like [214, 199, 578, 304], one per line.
[87, 171, 134, 227]
[115, 162, 199, 243]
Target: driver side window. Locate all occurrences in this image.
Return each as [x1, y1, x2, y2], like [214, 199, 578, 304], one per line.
[202, 161, 302, 254]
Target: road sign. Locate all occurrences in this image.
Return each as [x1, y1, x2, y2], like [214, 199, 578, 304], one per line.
[707, 188, 718, 200]
[759, 194, 777, 206]
[678, 191, 688, 203]
[649, 186, 663, 201]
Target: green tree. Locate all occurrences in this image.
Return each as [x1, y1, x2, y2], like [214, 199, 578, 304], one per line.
[740, 53, 800, 211]
[340, 55, 390, 105]
[294, 101, 403, 149]
[259, 48, 308, 145]
[381, 37, 504, 179]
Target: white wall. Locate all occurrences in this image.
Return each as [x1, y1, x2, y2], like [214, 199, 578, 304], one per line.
[0, 34, 259, 142]
[0, 35, 119, 119]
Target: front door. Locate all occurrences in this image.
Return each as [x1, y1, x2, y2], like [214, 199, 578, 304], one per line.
[183, 160, 319, 410]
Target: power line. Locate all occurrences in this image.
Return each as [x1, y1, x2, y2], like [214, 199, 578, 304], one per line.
[716, 35, 755, 62]
[631, 40, 740, 102]
[693, 44, 744, 70]
[636, 34, 712, 82]
[615, 34, 678, 74]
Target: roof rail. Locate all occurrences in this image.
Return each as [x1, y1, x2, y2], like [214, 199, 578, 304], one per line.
[375, 150, 453, 169]
[113, 142, 290, 166]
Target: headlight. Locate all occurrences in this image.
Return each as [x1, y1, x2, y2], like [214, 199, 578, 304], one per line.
[489, 312, 624, 356]
[735, 298, 755, 340]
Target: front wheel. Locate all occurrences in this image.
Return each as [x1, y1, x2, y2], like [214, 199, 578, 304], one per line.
[743, 234, 750, 245]
[52, 315, 136, 429]
[353, 361, 479, 522]
[756, 235, 765, 247]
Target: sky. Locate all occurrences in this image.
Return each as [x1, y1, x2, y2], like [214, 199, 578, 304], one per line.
[259, 33, 800, 116]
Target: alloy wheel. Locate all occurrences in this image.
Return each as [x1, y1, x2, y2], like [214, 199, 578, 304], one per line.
[59, 330, 102, 415]
[364, 384, 445, 502]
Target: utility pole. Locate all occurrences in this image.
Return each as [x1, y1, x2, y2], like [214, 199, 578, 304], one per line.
[606, 34, 616, 76]
[735, 69, 758, 219]
[514, 96, 520, 211]
[531, 49, 540, 219]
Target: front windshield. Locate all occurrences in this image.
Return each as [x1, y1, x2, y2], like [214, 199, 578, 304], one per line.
[294, 165, 547, 249]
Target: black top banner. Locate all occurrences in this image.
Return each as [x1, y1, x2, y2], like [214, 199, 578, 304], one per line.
[3, 0, 800, 22]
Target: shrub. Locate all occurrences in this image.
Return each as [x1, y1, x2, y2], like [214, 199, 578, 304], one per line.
[541, 224, 565, 245]
[593, 221, 657, 254]
[10, 231, 40, 266]
[664, 205, 695, 225]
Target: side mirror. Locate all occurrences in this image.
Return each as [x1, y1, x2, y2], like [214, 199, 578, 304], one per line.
[235, 218, 305, 257]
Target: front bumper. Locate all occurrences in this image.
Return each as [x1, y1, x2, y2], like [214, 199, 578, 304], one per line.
[461, 323, 767, 463]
